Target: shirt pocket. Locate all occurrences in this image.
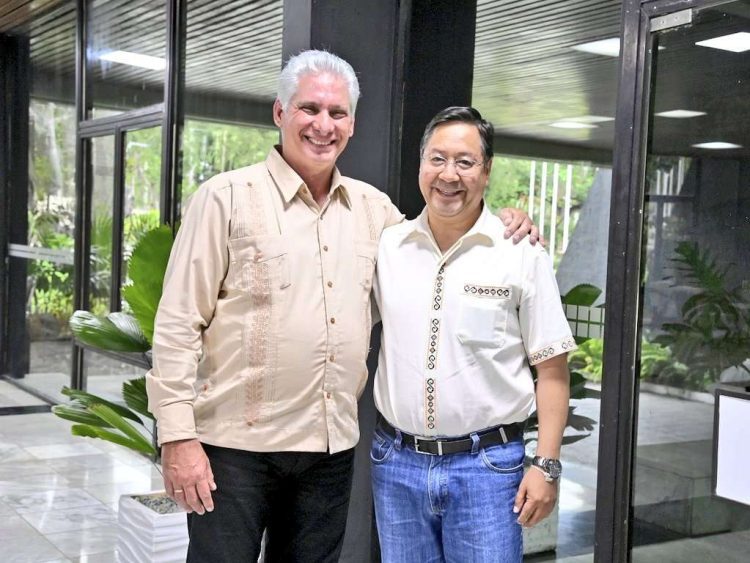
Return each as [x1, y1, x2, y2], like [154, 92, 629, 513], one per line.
[228, 235, 290, 297]
[355, 240, 378, 296]
[456, 286, 511, 346]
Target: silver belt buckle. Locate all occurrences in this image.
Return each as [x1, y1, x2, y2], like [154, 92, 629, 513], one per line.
[413, 437, 443, 455]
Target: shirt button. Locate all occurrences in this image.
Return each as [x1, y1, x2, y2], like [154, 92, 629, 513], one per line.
[330, 317, 336, 324]
[326, 392, 332, 399]
[323, 245, 329, 251]
[327, 281, 333, 288]
[329, 354, 335, 362]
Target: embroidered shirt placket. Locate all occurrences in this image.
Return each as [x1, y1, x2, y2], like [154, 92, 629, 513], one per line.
[240, 180, 274, 425]
[425, 264, 445, 431]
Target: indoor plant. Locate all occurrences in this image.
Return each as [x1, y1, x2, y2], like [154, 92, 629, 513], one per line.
[52, 225, 186, 563]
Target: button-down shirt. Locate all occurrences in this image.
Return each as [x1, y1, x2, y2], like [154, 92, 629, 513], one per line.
[146, 148, 403, 453]
[373, 204, 576, 437]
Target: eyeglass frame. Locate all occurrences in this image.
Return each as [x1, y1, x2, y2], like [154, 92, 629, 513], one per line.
[420, 153, 487, 176]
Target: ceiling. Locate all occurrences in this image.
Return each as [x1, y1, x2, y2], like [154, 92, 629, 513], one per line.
[4, 0, 749, 160]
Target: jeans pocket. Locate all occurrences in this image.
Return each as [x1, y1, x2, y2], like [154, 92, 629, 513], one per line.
[480, 441, 525, 474]
[370, 431, 395, 465]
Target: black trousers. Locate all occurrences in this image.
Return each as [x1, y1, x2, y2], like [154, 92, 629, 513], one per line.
[186, 444, 356, 563]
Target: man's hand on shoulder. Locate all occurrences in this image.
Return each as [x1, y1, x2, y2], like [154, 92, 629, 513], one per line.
[498, 207, 542, 245]
[162, 438, 217, 515]
[513, 465, 558, 528]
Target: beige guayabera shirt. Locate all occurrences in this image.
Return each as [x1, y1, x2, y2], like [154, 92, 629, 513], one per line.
[146, 148, 403, 454]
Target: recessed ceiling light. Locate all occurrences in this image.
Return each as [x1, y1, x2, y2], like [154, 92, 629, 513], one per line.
[549, 121, 598, 129]
[99, 50, 166, 70]
[695, 32, 750, 53]
[655, 110, 707, 119]
[691, 141, 742, 149]
[567, 115, 615, 123]
[572, 37, 621, 57]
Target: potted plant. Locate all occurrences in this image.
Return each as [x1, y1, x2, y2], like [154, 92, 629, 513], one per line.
[52, 226, 187, 563]
[652, 241, 750, 391]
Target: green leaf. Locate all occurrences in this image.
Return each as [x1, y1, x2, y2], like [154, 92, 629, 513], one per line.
[89, 403, 155, 454]
[69, 310, 150, 353]
[123, 377, 153, 420]
[71, 424, 156, 455]
[562, 284, 602, 307]
[61, 387, 144, 425]
[107, 312, 148, 343]
[122, 225, 174, 344]
[52, 404, 114, 428]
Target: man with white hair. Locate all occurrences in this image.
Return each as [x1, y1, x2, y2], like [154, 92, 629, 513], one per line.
[146, 50, 537, 562]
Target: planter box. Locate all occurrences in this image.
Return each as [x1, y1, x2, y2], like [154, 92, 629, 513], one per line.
[118, 492, 188, 563]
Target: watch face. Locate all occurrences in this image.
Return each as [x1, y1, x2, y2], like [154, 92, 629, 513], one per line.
[546, 459, 562, 479]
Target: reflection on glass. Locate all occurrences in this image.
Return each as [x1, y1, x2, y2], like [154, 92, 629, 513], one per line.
[483, 153, 608, 558]
[26, 256, 74, 400]
[87, 0, 166, 116]
[83, 350, 143, 402]
[634, 2, 750, 559]
[181, 0, 282, 202]
[90, 136, 115, 316]
[181, 120, 277, 200]
[21, 0, 78, 396]
[122, 126, 162, 293]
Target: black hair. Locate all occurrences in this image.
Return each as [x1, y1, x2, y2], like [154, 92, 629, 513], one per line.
[419, 106, 494, 167]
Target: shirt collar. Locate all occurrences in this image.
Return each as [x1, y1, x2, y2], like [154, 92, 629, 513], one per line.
[399, 202, 495, 247]
[265, 146, 351, 207]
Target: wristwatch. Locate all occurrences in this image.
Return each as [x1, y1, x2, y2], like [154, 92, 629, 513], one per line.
[531, 456, 562, 482]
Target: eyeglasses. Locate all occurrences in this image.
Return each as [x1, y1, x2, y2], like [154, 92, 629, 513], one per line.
[421, 155, 485, 176]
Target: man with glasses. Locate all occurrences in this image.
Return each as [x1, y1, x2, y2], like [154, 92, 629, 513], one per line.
[371, 106, 574, 562]
[147, 51, 537, 562]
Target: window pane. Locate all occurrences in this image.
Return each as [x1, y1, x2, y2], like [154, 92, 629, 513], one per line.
[181, 120, 277, 200]
[180, 0, 283, 204]
[473, 0, 618, 556]
[122, 126, 162, 293]
[90, 135, 115, 315]
[13, 0, 78, 400]
[634, 3, 750, 560]
[87, 0, 166, 116]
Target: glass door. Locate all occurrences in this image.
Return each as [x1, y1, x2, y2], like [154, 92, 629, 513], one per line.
[80, 123, 162, 402]
[632, 2, 750, 560]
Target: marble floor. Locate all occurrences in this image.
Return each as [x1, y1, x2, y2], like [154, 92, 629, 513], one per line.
[0, 401, 163, 562]
[2, 379, 750, 562]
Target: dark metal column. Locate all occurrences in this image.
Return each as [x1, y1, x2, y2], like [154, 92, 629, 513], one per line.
[71, 0, 91, 389]
[394, 0, 478, 219]
[3, 35, 31, 379]
[161, 0, 187, 227]
[0, 34, 9, 375]
[281, 2, 478, 560]
[595, 1, 651, 561]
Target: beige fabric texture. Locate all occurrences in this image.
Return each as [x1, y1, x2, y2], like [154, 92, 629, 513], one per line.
[147, 148, 403, 453]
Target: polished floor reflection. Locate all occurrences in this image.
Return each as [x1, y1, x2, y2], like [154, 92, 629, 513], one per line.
[0, 401, 163, 562]
[2, 382, 750, 561]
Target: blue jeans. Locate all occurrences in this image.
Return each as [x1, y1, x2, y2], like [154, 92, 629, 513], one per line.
[371, 426, 524, 563]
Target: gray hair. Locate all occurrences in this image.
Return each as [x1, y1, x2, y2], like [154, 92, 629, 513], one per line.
[277, 50, 360, 114]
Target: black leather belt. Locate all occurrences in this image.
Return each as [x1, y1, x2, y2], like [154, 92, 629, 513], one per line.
[378, 418, 525, 456]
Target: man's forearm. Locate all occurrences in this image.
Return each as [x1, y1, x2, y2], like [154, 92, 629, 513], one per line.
[534, 354, 570, 459]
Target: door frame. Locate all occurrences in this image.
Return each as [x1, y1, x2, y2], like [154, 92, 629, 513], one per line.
[597, 0, 738, 560]
[70, 0, 185, 390]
